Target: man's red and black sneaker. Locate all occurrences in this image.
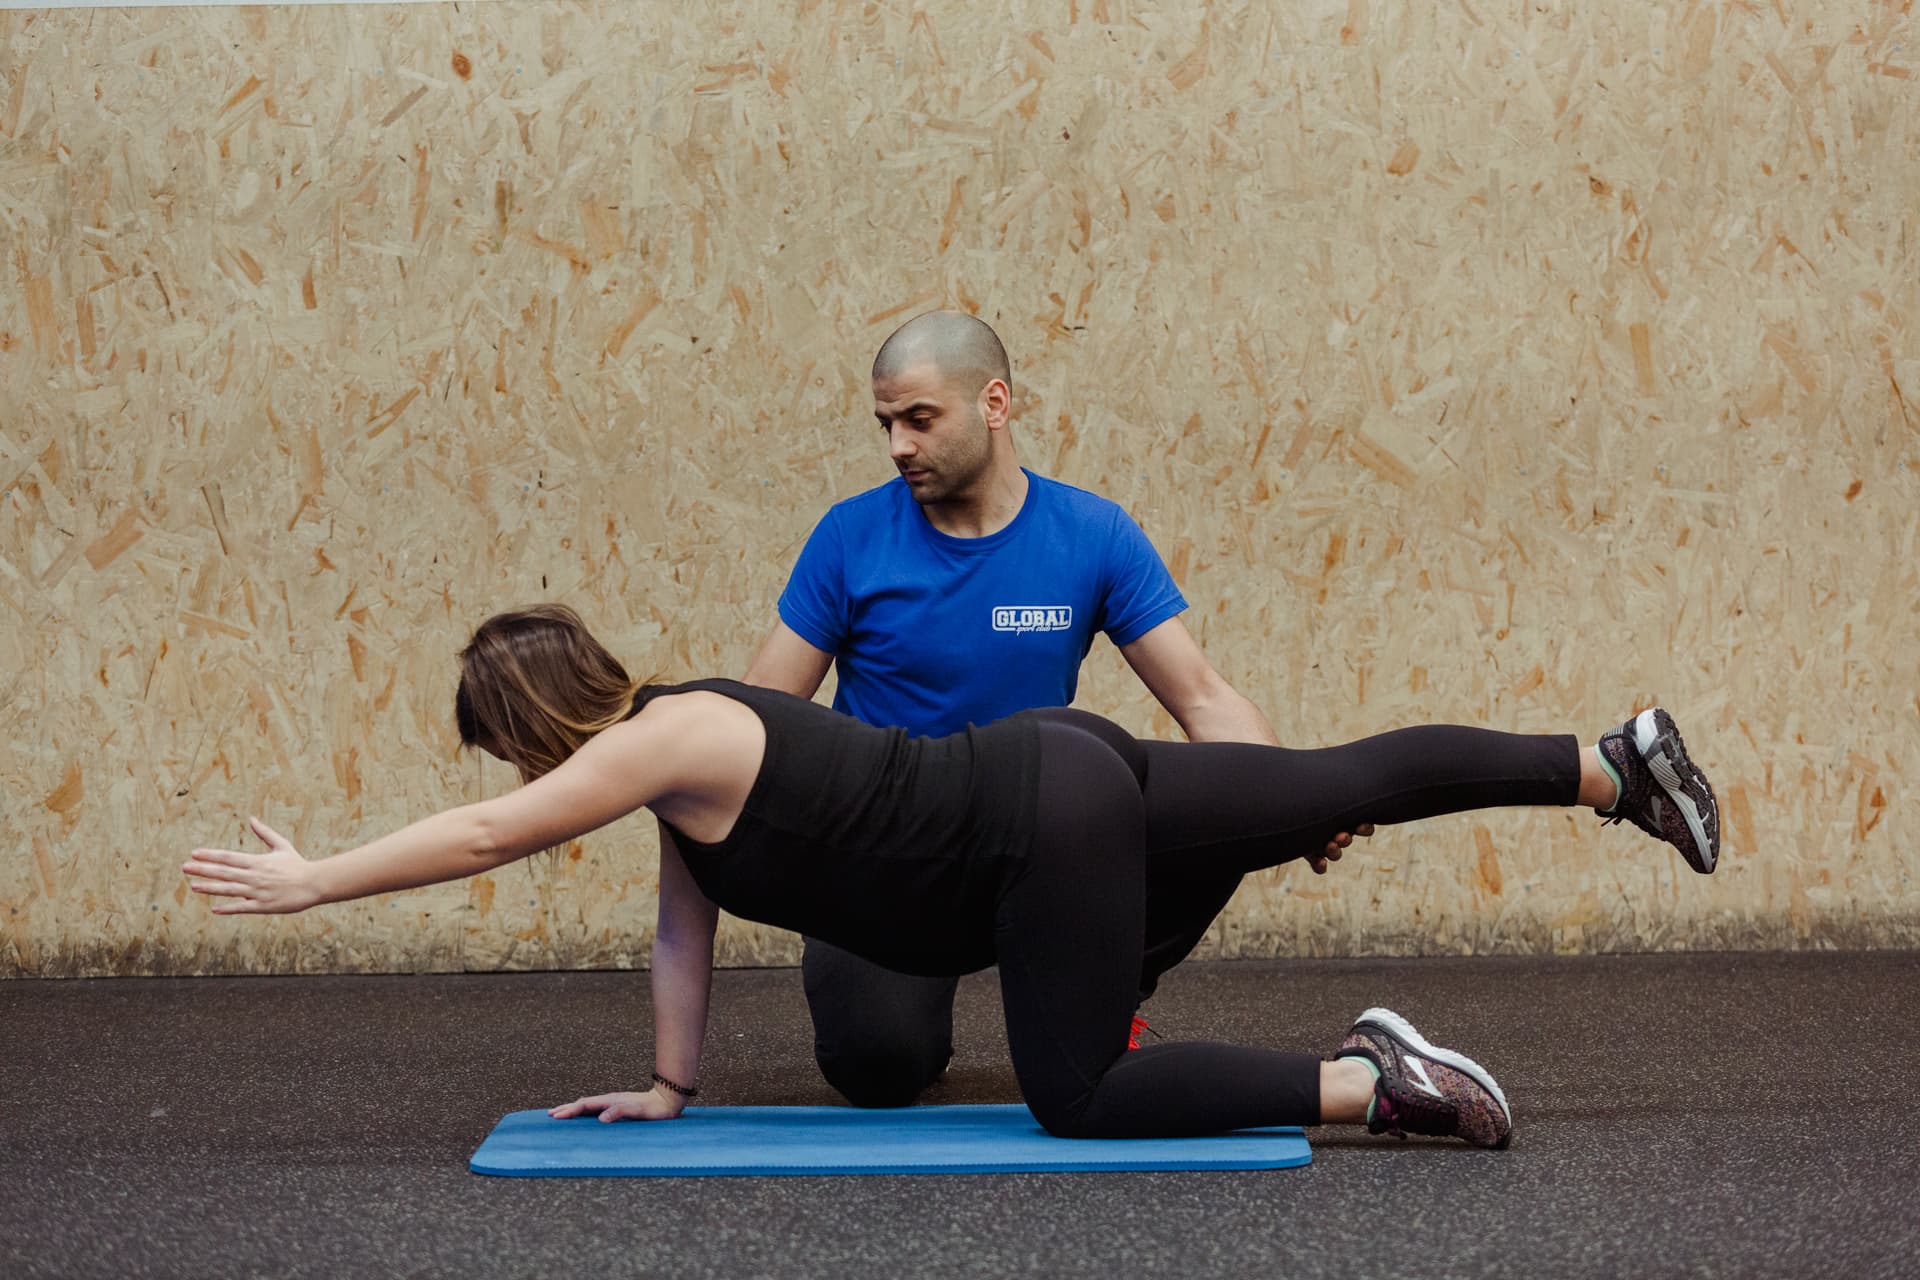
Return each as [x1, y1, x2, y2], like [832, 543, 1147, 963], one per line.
[1127, 1014, 1153, 1051]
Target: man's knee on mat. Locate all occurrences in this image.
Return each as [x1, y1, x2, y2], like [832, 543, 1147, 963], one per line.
[815, 1041, 949, 1108]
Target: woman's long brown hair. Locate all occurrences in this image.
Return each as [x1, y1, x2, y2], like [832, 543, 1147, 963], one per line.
[453, 604, 642, 782]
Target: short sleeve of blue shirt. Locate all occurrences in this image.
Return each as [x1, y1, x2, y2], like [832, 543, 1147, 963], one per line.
[777, 509, 851, 654]
[1094, 504, 1187, 647]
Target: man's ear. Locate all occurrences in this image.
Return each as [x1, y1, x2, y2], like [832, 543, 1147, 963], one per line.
[981, 378, 1012, 431]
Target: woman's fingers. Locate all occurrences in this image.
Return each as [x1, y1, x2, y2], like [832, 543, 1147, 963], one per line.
[187, 878, 245, 896]
[183, 850, 259, 889]
[182, 830, 316, 916]
[184, 872, 250, 896]
[547, 1092, 660, 1122]
[184, 846, 263, 903]
[249, 817, 294, 852]
[183, 855, 250, 877]
[186, 847, 255, 868]
[186, 870, 262, 908]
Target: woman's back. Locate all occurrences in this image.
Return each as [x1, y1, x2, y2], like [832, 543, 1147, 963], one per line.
[633, 678, 1042, 976]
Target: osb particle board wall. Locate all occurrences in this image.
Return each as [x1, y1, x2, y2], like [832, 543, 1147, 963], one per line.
[1, 1, 1914, 977]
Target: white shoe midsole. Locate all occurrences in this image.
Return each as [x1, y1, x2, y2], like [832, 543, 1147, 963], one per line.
[1354, 1007, 1511, 1126]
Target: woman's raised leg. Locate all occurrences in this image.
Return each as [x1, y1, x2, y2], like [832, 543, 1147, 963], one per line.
[1138, 726, 1583, 878]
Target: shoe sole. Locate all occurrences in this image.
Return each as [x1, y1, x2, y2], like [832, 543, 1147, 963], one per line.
[1354, 1006, 1512, 1147]
[1632, 708, 1719, 874]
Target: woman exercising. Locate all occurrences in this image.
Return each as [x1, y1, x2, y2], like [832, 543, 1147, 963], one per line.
[182, 605, 1719, 1150]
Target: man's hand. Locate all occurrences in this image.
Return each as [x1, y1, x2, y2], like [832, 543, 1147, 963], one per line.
[1308, 823, 1376, 874]
[182, 818, 324, 914]
[548, 1088, 685, 1122]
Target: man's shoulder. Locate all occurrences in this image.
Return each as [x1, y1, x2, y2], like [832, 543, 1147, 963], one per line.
[1028, 471, 1131, 527]
[814, 477, 909, 527]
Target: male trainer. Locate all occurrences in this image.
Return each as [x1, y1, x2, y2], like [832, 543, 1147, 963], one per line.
[744, 311, 1358, 1107]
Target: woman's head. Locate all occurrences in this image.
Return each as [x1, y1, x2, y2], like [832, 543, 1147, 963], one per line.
[454, 605, 638, 782]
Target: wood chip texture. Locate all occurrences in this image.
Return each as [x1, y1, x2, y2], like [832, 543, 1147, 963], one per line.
[1, 1, 1914, 975]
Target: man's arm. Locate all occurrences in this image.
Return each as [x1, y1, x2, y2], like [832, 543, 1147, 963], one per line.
[1118, 617, 1279, 746]
[1119, 617, 1366, 869]
[743, 619, 835, 698]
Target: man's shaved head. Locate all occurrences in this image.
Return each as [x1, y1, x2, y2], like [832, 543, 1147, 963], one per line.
[872, 311, 1012, 400]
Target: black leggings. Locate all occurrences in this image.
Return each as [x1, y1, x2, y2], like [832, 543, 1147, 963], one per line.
[1001, 712, 1578, 1138]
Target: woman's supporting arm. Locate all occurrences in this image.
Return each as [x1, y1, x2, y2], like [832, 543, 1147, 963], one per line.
[649, 825, 719, 1098]
[548, 824, 719, 1122]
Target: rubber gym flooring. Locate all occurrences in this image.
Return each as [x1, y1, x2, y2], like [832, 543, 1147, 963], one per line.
[4, 949, 1914, 1279]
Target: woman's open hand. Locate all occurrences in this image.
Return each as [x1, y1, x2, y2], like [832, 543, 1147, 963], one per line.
[548, 1089, 684, 1122]
[182, 818, 323, 914]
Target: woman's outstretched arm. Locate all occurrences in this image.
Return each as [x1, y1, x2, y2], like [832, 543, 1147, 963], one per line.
[182, 713, 679, 913]
[550, 825, 719, 1122]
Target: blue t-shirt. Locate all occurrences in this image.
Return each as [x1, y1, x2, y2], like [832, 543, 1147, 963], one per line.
[777, 470, 1188, 737]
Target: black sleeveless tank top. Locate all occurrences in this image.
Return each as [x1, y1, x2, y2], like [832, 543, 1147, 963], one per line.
[630, 678, 1041, 976]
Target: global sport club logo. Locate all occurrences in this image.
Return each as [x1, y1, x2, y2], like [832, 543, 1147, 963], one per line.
[991, 605, 1073, 635]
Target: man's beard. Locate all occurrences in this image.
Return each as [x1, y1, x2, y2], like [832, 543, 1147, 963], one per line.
[905, 415, 991, 505]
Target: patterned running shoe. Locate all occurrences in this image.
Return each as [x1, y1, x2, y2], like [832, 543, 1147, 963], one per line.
[1336, 1008, 1512, 1149]
[1598, 707, 1720, 874]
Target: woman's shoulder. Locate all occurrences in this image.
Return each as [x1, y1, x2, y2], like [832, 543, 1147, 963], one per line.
[620, 682, 767, 758]
[630, 677, 743, 716]
[631, 678, 817, 727]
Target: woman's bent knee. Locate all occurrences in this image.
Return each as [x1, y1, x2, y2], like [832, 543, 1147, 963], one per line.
[1025, 1092, 1100, 1138]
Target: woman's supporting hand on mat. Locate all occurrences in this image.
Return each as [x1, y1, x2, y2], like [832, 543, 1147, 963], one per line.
[548, 1090, 684, 1122]
[182, 818, 323, 915]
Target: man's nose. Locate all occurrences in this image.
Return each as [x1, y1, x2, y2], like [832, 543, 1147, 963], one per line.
[889, 426, 916, 460]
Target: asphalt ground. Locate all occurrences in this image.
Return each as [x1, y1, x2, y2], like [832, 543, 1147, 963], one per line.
[3, 950, 1914, 1279]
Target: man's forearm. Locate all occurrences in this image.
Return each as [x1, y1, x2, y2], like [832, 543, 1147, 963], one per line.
[1172, 685, 1281, 746]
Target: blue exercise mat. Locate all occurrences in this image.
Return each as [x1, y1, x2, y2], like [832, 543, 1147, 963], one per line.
[471, 1104, 1311, 1177]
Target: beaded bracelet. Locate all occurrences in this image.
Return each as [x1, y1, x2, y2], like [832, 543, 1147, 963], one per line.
[651, 1071, 700, 1098]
